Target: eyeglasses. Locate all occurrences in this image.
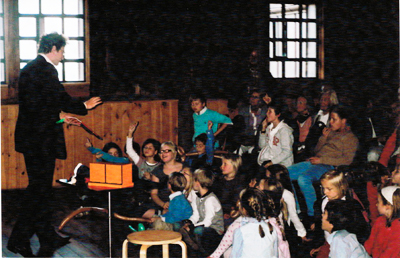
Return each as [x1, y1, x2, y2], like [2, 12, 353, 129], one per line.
[160, 149, 173, 154]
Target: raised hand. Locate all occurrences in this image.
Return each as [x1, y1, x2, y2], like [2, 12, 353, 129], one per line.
[85, 97, 102, 110]
[128, 122, 139, 137]
[85, 137, 93, 148]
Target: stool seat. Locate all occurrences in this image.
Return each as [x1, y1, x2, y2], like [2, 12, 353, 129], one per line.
[122, 230, 187, 258]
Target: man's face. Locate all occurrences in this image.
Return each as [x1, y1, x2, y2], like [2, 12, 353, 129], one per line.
[249, 92, 261, 107]
[320, 93, 331, 112]
[52, 46, 65, 66]
[191, 99, 206, 113]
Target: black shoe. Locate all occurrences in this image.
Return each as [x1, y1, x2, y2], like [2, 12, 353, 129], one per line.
[36, 245, 55, 258]
[7, 242, 36, 257]
[52, 235, 71, 249]
[179, 228, 198, 250]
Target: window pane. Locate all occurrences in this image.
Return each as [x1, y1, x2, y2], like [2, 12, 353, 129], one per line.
[65, 62, 84, 81]
[269, 22, 273, 38]
[269, 42, 274, 58]
[0, 17, 3, 36]
[302, 42, 316, 58]
[64, 18, 84, 37]
[0, 39, 3, 59]
[308, 5, 317, 19]
[270, 61, 282, 78]
[287, 41, 299, 58]
[20, 40, 37, 59]
[19, 0, 39, 14]
[44, 17, 62, 34]
[275, 22, 283, 38]
[275, 41, 283, 56]
[287, 22, 299, 39]
[302, 61, 316, 77]
[64, 0, 83, 15]
[1, 62, 4, 82]
[285, 4, 299, 19]
[41, 0, 62, 15]
[270, 4, 282, 18]
[20, 62, 27, 69]
[65, 40, 84, 59]
[0, 0, 3, 13]
[19, 17, 37, 37]
[302, 22, 317, 38]
[285, 61, 299, 78]
[56, 63, 63, 81]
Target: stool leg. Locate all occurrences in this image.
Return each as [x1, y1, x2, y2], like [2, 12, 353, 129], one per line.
[162, 244, 169, 258]
[140, 245, 151, 258]
[122, 239, 129, 258]
[174, 241, 187, 258]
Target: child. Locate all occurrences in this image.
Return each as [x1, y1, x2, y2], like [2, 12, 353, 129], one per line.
[180, 168, 224, 256]
[257, 100, 294, 168]
[311, 170, 370, 258]
[126, 122, 161, 180]
[364, 186, 400, 258]
[390, 163, 400, 185]
[190, 93, 232, 148]
[85, 139, 130, 163]
[230, 188, 279, 258]
[185, 121, 215, 169]
[364, 162, 390, 226]
[213, 153, 245, 226]
[150, 172, 193, 230]
[322, 200, 370, 258]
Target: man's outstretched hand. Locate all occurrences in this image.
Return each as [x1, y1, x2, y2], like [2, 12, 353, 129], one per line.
[85, 97, 102, 109]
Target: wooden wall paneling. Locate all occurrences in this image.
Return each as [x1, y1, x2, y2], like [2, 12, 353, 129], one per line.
[1, 100, 181, 189]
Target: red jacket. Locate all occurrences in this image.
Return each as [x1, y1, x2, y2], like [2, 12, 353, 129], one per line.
[364, 216, 400, 258]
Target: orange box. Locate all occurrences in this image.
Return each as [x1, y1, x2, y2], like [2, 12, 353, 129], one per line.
[88, 163, 134, 189]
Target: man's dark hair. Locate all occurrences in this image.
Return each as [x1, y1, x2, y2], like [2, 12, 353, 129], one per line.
[38, 32, 67, 54]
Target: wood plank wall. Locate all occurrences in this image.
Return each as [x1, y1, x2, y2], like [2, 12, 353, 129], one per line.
[1, 100, 179, 190]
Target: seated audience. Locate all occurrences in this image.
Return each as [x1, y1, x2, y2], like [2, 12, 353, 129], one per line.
[287, 105, 358, 217]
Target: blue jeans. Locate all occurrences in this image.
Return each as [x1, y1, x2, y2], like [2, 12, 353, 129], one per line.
[288, 161, 334, 216]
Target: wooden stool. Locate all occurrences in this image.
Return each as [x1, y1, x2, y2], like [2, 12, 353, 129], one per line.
[122, 230, 187, 258]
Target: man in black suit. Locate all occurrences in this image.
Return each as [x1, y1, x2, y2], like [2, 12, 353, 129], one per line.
[7, 32, 102, 257]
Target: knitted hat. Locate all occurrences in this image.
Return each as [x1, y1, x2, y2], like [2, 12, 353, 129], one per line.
[381, 186, 400, 205]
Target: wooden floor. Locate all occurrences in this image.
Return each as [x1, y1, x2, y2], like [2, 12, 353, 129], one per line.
[1, 186, 185, 258]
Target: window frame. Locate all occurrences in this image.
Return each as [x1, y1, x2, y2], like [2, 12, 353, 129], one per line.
[2, 0, 90, 101]
[267, 0, 324, 80]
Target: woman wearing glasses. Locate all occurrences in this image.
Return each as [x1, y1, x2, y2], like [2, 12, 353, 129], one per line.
[142, 141, 186, 218]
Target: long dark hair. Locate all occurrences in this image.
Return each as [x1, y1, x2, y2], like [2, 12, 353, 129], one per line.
[102, 142, 124, 157]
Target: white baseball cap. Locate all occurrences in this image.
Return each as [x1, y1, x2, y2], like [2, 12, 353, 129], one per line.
[381, 186, 400, 205]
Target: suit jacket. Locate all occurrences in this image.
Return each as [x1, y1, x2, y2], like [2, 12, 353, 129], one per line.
[15, 55, 88, 159]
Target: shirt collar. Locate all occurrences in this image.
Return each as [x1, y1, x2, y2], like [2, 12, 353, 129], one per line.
[39, 53, 57, 68]
[195, 106, 208, 116]
[169, 191, 182, 200]
[326, 230, 337, 244]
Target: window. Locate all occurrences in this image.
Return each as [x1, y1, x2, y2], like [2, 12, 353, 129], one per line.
[0, 0, 4, 83]
[18, 0, 85, 82]
[2, 0, 89, 88]
[269, 3, 319, 78]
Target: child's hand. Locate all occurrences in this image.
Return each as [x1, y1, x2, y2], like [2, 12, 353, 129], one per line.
[208, 120, 213, 130]
[310, 247, 320, 257]
[301, 235, 312, 243]
[310, 223, 315, 231]
[128, 122, 139, 137]
[95, 152, 103, 159]
[143, 171, 151, 180]
[309, 157, 321, 165]
[85, 138, 93, 148]
[162, 202, 169, 209]
[150, 217, 160, 223]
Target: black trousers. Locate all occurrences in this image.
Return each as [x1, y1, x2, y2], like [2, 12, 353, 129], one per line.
[9, 153, 58, 246]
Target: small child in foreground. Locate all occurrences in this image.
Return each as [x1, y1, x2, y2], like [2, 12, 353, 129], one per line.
[150, 172, 193, 230]
[180, 168, 224, 257]
[364, 186, 400, 258]
[322, 199, 370, 258]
